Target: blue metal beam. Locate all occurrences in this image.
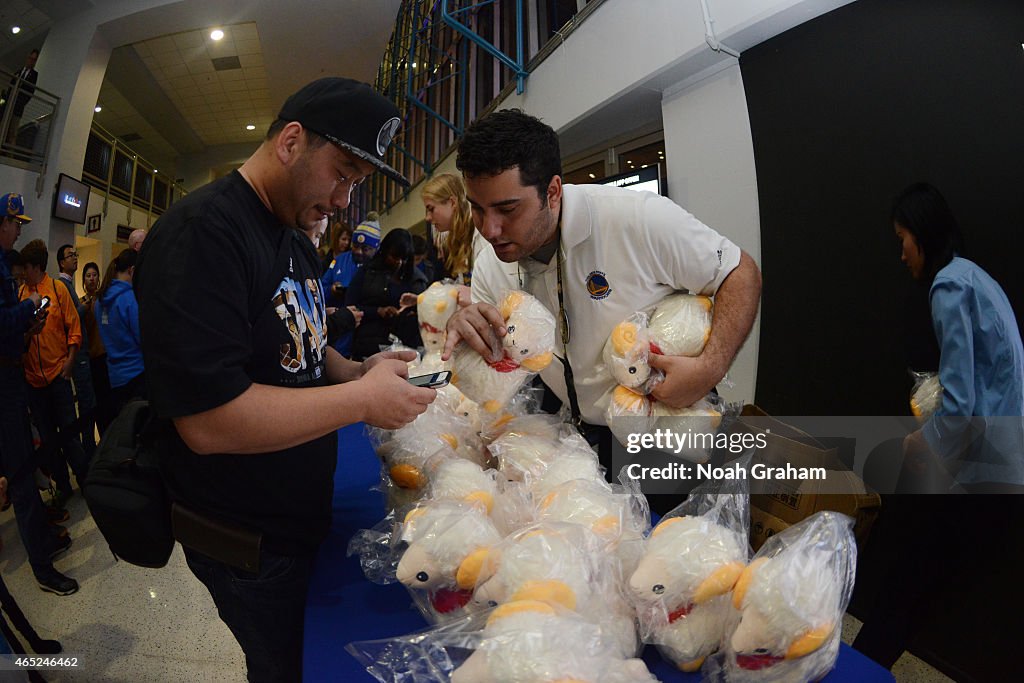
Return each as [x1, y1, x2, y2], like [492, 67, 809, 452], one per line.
[441, 0, 527, 95]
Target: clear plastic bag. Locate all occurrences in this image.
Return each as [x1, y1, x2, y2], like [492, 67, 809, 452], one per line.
[648, 292, 713, 357]
[910, 370, 943, 421]
[452, 290, 556, 414]
[603, 311, 657, 393]
[713, 510, 857, 682]
[346, 510, 401, 585]
[396, 500, 504, 623]
[347, 601, 659, 683]
[418, 281, 462, 354]
[627, 472, 751, 671]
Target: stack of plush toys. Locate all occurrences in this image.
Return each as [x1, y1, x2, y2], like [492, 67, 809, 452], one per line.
[347, 285, 857, 683]
[603, 295, 724, 460]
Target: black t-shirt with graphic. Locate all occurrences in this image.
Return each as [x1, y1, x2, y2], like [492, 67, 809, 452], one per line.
[135, 170, 336, 555]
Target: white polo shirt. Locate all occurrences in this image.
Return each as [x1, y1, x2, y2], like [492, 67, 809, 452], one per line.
[472, 183, 741, 425]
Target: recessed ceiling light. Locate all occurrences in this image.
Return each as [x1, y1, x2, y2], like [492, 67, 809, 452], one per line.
[210, 29, 224, 41]
[153, 169, 158, 173]
[412, 62, 417, 68]
[588, 173, 596, 179]
[94, 106, 102, 113]
[246, 124, 256, 130]
[11, 26, 21, 34]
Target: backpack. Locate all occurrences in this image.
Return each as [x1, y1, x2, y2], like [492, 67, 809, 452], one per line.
[83, 227, 312, 568]
[84, 400, 173, 568]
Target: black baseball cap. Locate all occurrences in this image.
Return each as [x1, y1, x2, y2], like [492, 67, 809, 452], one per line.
[278, 77, 409, 187]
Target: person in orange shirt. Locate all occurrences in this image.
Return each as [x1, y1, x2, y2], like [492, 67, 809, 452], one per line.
[18, 238, 89, 510]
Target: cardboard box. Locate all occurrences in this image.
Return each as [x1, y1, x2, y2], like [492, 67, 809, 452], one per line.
[737, 405, 881, 547]
[749, 505, 790, 552]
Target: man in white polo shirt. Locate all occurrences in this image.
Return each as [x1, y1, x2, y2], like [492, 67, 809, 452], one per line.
[443, 109, 761, 464]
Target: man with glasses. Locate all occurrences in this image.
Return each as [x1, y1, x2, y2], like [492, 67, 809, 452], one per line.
[0, 193, 79, 596]
[56, 244, 97, 464]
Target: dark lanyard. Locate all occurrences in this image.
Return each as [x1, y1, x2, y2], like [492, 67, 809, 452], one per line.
[555, 241, 583, 427]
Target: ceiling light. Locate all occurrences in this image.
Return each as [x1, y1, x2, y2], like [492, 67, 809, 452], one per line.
[588, 173, 596, 179]
[246, 124, 256, 130]
[11, 26, 21, 34]
[153, 169, 158, 173]
[94, 106, 102, 113]
[412, 62, 417, 68]
[210, 29, 224, 41]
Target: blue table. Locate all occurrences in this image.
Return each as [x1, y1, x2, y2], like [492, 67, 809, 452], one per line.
[303, 424, 894, 683]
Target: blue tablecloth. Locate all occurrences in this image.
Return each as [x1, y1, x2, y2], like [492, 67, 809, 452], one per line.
[303, 424, 894, 683]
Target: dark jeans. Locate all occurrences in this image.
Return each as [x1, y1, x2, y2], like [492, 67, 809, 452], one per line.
[110, 372, 147, 421]
[27, 375, 89, 493]
[184, 546, 315, 683]
[70, 350, 96, 460]
[0, 367, 64, 577]
[89, 354, 114, 436]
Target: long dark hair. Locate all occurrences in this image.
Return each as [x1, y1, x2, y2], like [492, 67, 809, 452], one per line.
[97, 249, 138, 299]
[368, 228, 415, 282]
[891, 182, 965, 282]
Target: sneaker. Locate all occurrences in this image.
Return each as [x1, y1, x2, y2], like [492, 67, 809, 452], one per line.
[49, 534, 72, 561]
[36, 569, 78, 596]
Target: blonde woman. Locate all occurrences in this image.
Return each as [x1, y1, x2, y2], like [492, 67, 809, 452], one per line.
[422, 173, 482, 304]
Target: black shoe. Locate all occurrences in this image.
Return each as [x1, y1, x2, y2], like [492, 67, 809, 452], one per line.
[46, 506, 70, 524]
[31, 638, 62, 655]
[48, 534, 72, 561]
[35, 569, 78, 596]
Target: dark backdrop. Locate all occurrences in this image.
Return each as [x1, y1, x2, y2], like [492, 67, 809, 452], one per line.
[741, 3, 1024, 680]
[743, 0, 1024, 416]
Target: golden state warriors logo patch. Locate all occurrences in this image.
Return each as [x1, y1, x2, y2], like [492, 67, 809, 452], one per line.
[586, 271, 611, 300]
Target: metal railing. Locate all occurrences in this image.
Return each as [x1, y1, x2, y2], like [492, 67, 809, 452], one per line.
[83, 121, 188, 228]
[0, 66, 59, 173]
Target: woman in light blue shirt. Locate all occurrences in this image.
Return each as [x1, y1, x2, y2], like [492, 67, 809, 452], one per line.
[893, 183, 1024, 487]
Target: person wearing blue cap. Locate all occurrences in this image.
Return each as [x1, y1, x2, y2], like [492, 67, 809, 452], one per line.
[0, 193, 80, 597]
[134, 78, 437, 681]
[321, 212, 381, 356]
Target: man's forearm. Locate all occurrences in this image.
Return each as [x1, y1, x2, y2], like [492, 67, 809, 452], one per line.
[324, 345, 364, 384]
[704, 251, 762, 375]
[173, 381, 368, 455]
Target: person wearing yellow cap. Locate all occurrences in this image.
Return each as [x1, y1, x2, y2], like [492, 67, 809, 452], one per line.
[0, 193, 80, 597]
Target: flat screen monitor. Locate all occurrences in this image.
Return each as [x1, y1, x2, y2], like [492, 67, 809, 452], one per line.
[53, 173, 90, 224]
[592, 165, 663, 195]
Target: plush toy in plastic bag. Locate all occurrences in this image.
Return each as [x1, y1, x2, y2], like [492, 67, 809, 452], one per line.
[708, 510, 857, 682]
[628, 475, 750, 672]
[606, 385, 724, 461]
[536, 478, 650, 573]
[418, 281, 461, 353]
[451, 601, 658, 683]
[374, 401, 485, 511]
[452, 290, 556, 413]
[469, 523, 640, 657]
[602, 294, 713, 395]
[910, 370, 943, 421]
[396, 500, 504, 621]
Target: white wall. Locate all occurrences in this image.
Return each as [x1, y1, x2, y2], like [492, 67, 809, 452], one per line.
[661, 63, 761, 404]
[380, 0, 852, 402]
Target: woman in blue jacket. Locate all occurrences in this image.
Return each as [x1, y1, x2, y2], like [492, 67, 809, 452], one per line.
[95, 248, 145, 414]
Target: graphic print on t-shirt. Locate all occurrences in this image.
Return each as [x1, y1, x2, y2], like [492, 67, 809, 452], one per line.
[272, 276, 327, 377]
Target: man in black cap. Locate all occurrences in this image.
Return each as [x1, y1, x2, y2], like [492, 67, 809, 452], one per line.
[135, 78, 436, 681]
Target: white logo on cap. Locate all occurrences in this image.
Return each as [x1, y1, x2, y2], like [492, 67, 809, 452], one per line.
[376, 117, 401, 156]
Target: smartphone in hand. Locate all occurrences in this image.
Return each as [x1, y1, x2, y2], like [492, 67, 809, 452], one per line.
[35, 296, 51, 315]
[407, 370, 452, 389]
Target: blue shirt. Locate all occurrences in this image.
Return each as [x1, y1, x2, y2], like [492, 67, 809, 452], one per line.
[0, 246, 35, 358]
[321, 251, 359, 308]
[923, 257, 1024, 485]
[97, 279, 145, 387]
